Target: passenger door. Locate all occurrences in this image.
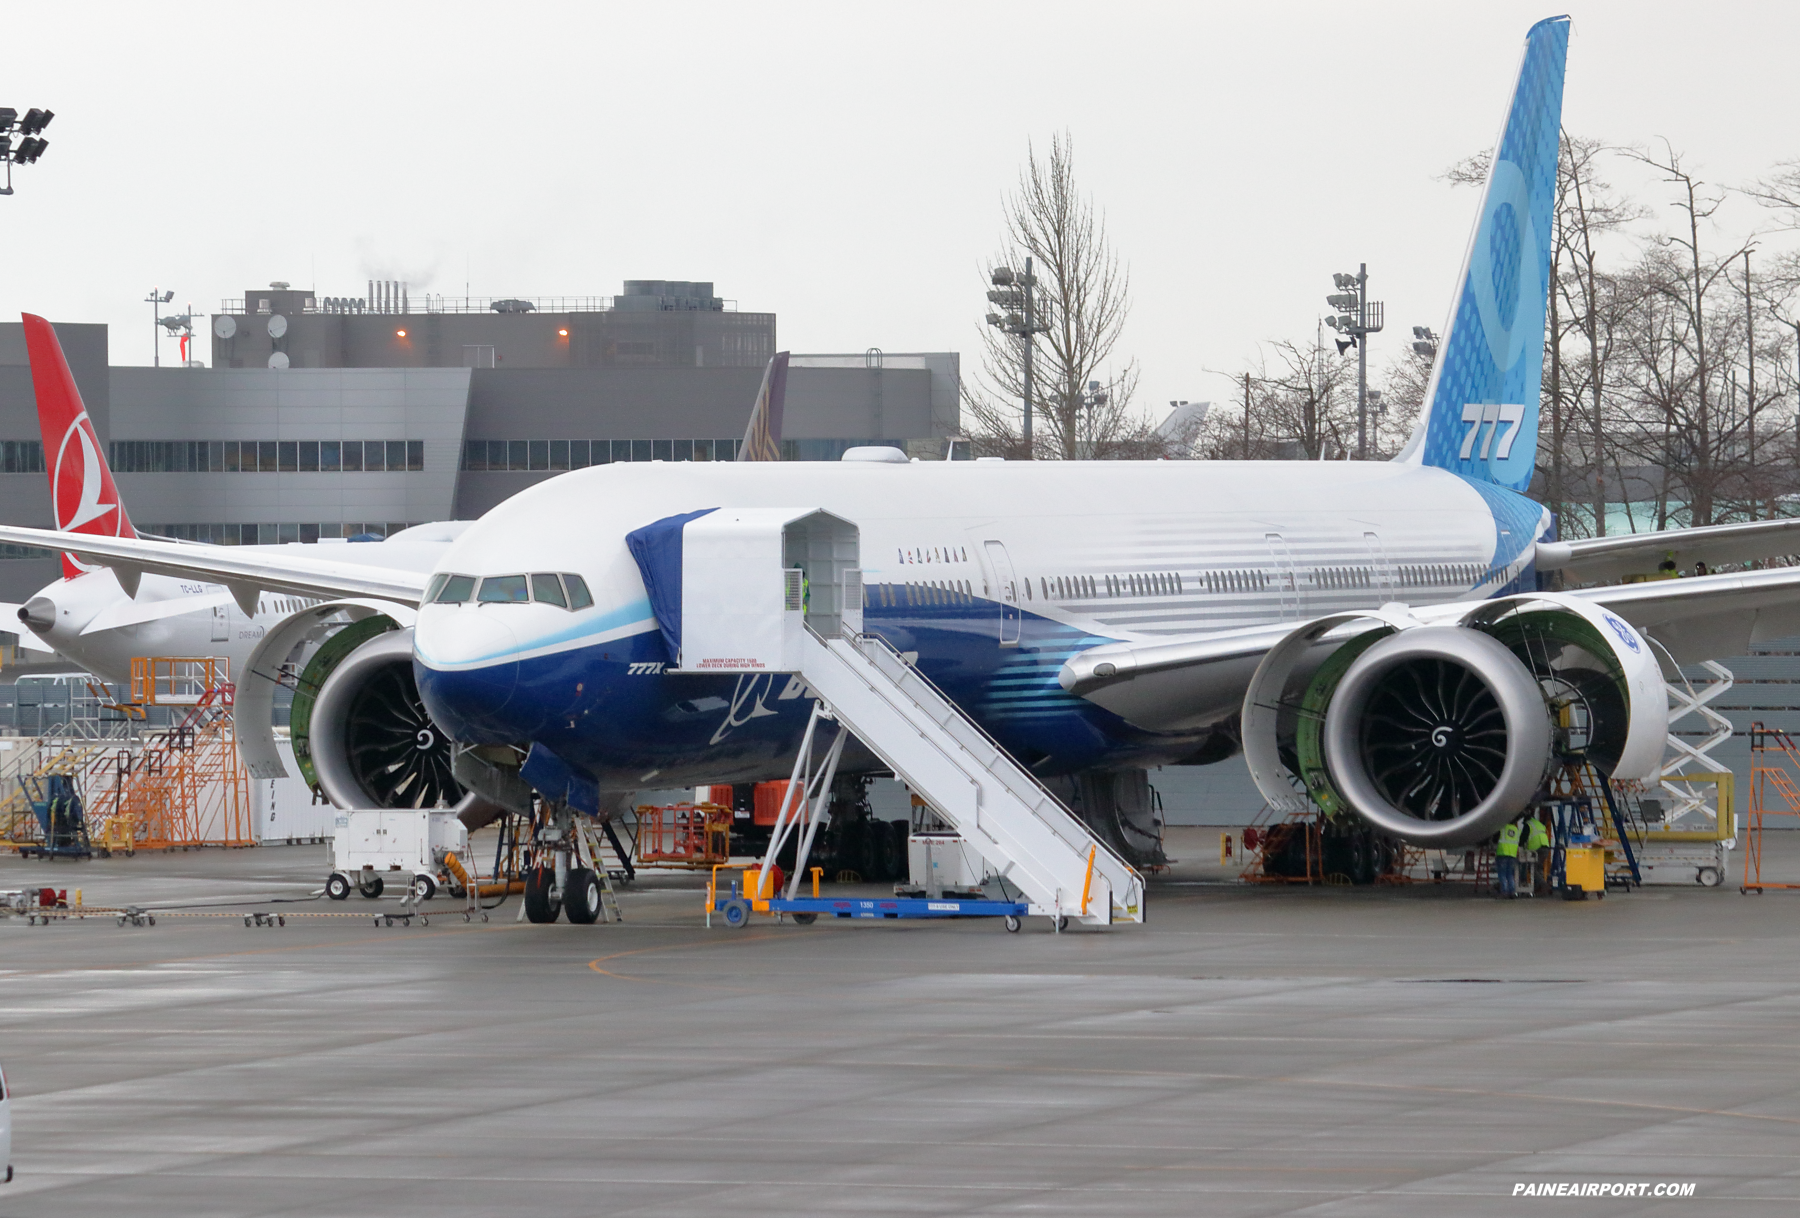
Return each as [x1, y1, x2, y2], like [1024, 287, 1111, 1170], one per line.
[1362, 531, 1394, 601]
[211, 603, 230, 643]
[1265, 533, 1298, 621]
[983, 540, 1022, 646]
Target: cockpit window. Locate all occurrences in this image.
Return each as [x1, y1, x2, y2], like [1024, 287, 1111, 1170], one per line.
[434, 574, 477, 604]
[563, 573, 593, 609]
[477, 574, 530, 603]
[425, 573, 448, 603]
[531, 573, 567, 608]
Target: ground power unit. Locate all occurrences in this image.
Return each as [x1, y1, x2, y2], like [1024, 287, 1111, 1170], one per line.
[327, 809, 468, 900]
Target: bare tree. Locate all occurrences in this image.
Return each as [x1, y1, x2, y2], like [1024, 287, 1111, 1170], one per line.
[1197, 336, 1361, 460]
[1621, 141, 1758, 527]
[966, 133, 1159, 459]
[1555, 135, 1643, 537]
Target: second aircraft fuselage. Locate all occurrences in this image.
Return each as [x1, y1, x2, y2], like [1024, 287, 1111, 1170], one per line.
[413, 458, 1553, 788]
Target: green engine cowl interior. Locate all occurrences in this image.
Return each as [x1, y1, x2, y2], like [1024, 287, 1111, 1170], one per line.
[1294, 626, 1393, 819]
[288, 614, 400, 794]
[1293, 608, 1635, 820]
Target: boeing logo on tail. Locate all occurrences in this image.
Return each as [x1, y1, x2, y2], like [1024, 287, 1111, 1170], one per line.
[1398, 15, 1568, 494]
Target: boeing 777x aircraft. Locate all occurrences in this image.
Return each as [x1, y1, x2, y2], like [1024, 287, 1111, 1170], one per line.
[6, 17, 1800, 920]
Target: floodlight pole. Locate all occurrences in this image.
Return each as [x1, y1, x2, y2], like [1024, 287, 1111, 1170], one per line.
[1022, 257, 1036, 456]
[146, 289, 161, 368]
[1356, 264, 1369, 460]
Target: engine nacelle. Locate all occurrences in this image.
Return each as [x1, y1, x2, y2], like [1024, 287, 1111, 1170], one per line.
[305, 625, 464, 810]
[1242, 595, 1667, 848]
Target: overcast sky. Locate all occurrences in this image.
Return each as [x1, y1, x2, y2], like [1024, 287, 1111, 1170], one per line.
[6, 1, 1797, 425]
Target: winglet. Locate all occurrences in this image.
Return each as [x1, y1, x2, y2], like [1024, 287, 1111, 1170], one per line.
[737, 351, 790, 462]
[21, 313, 138, 580]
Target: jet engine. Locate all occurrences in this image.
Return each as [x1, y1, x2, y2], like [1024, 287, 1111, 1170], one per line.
[299, 623, 462, 810]
[1242, 595, 1667, 847]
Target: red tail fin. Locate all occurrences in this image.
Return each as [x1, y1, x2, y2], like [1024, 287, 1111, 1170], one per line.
[21, 314, 137, 579]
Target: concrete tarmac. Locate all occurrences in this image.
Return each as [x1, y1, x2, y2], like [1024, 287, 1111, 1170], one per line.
[1, 828, 1797, 1217]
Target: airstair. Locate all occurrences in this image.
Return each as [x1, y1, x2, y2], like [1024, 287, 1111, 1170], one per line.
[638, 506, 1145, 926]
[797, 628, 1144, 924]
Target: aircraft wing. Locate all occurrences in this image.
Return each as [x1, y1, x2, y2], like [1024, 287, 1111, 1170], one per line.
[1573, 564, 1800, 664]
[1058, 565, 1800, 729]
[0, 525, 427, 614]
[1538, 516, 1800, 582]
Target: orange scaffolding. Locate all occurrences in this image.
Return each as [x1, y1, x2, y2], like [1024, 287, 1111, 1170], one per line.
[634, 803, 732, 869]
[1744, 722, 1800, 893]
[84, 661, 252, 852]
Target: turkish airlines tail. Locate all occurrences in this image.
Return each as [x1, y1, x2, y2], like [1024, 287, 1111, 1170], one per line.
[21, 313, 138, 579]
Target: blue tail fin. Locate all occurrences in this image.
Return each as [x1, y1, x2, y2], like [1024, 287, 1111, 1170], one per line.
[1399, 16, 1569, 492]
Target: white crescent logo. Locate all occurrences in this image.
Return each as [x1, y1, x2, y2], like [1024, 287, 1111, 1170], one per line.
[52, 412, 118, 532]
[1431, 726, 1453, 748]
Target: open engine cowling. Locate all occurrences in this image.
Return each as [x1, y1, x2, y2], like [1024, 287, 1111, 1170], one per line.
[1242, 595, 1667, 848]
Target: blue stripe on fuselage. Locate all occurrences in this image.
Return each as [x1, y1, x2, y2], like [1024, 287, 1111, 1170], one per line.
[415, 585, 1196, 788]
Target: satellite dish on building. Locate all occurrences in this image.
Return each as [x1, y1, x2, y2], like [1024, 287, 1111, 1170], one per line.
[214, 315, 236, 339]
[267, 314, 288, 339]
[268, 351, 290, 370]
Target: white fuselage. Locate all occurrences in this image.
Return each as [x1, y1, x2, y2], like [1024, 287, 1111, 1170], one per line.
[411, 459, 1549, 775]
[422, 458, 1542, 653]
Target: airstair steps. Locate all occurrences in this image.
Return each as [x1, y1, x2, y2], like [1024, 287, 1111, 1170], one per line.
[796, 628, 1145, 925]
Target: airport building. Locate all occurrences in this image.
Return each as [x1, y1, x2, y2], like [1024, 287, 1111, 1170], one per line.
[0, 280, 962, 605]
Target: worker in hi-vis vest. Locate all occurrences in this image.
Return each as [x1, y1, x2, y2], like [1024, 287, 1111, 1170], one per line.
[1495, 820, 1522, 898]
[1524, 815, 1551, 896]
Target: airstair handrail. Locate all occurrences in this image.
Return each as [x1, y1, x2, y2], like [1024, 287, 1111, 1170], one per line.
[822, 625, 1145, 897]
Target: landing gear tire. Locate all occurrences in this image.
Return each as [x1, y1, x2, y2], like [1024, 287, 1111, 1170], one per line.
[564, 869, 602, 924]
[326, 874, 351, 901]
[412, 874, 437, 901]
[358, 875, 384, 899]
[1004, 915, 1021, 934]
[722, 898, 751, 928]
[523, 866, 562, 924]
[791, 911, 817, 926]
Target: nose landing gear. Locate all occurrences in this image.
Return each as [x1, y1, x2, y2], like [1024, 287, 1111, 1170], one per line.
[521, 805, 623, 925]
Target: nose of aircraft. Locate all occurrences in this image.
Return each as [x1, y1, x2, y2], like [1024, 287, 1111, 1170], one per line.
[19, 596, 55, 633]
[412, 610, 522, 741]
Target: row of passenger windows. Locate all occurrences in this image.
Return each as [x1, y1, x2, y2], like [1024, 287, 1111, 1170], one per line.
[1401, 563, 1481, 587]
[898, 563, 1474, 606]
[108, 440, 424, 473]
[427, 571, 594, 610]
[461, 438, 742, 471]
[259, 596, 324, 616]
[146, 522, 417, 545]
[872, 580, 974, 608]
